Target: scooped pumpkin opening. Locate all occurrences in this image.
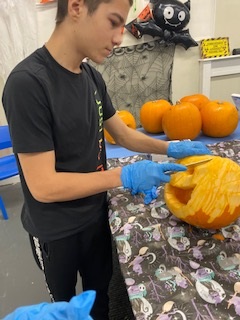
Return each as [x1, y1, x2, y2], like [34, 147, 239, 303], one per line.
[164, 155, 240, 229]
[170, 186, 194, 205]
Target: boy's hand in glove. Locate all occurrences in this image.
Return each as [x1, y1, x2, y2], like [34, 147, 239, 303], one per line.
[167, 141, 211, 159]
[120, 160, 186, 204]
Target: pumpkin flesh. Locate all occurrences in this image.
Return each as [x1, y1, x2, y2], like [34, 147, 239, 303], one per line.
[164, 155, 240, 229]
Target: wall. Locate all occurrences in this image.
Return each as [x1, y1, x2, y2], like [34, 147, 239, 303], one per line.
[210, 0, 240, 101]
[0, 0, 240, 125]
[172, 0, 240, 103]
[0, 2, 57, 125]
[0, 78, 6, 125]
[36, 2, 56, 47]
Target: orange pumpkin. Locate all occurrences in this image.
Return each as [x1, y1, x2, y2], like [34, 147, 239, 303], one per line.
[140, 99, 171, 133]
[200, 100, 239, 137]
[104, 110, 136, 144]
[180, 93, 209, 111]
[162, 101, 202, 140]
[164, 155, 240, 229]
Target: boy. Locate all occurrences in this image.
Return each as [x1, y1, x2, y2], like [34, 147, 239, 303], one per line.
[2, 0, 210, 318]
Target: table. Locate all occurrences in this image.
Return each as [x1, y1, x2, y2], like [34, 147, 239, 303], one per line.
[106, 122, 240, 159]
[0, 125, 12, 150]
[107, 139, 240, 319]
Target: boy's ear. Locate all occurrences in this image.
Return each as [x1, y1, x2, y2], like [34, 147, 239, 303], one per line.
[68, 0, 85, 18]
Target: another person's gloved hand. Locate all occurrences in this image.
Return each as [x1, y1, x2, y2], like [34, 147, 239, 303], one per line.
[121, 160, 186, 204]
[3, 290, 96, 320]
[167, 141, 211, 159]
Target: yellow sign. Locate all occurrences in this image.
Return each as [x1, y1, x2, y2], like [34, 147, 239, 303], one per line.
[200, 37, 230, 59]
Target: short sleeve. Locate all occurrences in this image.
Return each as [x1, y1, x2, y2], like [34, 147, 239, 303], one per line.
[2, 70, 54, 153]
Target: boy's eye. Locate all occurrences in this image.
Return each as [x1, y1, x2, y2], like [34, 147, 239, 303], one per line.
[110, 20, 119, 27]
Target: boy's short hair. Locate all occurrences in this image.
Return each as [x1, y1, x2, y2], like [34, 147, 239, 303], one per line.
[56, 0, 133, 24]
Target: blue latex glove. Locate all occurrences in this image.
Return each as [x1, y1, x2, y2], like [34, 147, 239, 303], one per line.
[144, 186, 158, 205]
[167, 141, 211, 159]
[121, 160, 186, 204]
[3, 290, 96, 320]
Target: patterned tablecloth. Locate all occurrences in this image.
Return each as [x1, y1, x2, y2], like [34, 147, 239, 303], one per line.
[107, 140, 240, 320]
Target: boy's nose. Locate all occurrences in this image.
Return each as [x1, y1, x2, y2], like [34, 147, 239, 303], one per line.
[112, 29, 124, 47]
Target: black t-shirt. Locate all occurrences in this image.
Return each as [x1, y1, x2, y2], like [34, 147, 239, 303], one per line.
[2, 46, 116, 242]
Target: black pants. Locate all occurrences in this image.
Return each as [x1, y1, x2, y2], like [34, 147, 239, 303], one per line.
[29, 213, 113, 320]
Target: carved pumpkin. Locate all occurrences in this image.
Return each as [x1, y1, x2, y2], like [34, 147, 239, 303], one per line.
[162, 101, 202, 140]
[180, 93, 209, 111]
[200, 100, 239, 137]
[104, 110, 136, 144]
[164, 155, 240, 229]
[140, 99, 171, 133]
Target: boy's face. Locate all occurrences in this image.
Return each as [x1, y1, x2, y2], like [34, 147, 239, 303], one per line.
[72, 0, 131, 63]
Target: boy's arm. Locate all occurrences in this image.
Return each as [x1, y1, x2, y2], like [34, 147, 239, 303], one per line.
[104, 113, 170, 154]
[18, 151, 122, 203]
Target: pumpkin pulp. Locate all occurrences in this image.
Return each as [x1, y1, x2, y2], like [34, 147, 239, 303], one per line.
[164, 155, 240, 229]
